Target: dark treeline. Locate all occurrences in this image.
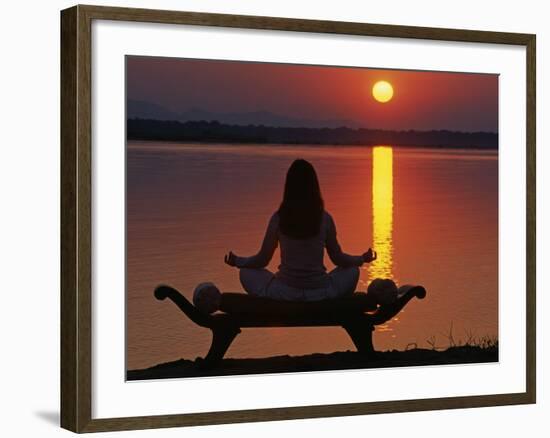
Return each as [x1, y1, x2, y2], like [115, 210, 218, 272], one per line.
[127, 119, 498, 149]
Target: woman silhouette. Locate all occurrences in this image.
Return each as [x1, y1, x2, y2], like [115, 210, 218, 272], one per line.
[224, 159, 377, 301]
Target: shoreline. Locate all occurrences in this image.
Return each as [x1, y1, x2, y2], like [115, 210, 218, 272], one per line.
[127, 346, 498, 381]
[126, 139, 500, 154]
[127, 118, 498, 149]
[126, 138, 499, 150]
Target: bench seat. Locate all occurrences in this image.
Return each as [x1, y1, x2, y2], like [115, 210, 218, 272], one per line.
[154, 284, 426, 368]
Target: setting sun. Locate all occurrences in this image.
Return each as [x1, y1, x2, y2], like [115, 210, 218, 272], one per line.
[372, 80, 394, 103]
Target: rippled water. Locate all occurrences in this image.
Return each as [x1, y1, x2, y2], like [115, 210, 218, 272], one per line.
[127, 142, 498, 370]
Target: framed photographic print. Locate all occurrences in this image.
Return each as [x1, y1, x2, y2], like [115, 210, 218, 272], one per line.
[60, 4, 536, 433]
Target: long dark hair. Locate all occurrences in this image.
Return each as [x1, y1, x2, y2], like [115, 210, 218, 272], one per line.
[278, 159, 324, 239]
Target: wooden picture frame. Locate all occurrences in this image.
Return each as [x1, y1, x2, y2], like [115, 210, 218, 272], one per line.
[60, 4, 536, 433]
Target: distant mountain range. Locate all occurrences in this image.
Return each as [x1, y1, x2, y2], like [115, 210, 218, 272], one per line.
[127, 99, 365, 129]
[127, 118, 498, 149]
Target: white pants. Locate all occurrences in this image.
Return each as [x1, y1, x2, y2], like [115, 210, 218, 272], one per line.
[239, 266, 360, 302]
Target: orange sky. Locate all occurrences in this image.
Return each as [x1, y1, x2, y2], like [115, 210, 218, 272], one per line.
[127, 56, 498, 132]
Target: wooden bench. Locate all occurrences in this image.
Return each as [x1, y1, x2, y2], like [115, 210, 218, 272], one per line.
[154, 284, 426, 368]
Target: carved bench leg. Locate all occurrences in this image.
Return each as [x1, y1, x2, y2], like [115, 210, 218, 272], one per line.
[201, 325, 241, 369]
[343, 322, 375, 356]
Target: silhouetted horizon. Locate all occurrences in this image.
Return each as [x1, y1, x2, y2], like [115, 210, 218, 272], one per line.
[127, 98, 499, 134]
[128, 99, 367, 130]
[127, 118, 498, 148]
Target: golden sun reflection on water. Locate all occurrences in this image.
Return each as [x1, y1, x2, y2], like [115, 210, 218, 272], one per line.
[368, 146, 394, 282]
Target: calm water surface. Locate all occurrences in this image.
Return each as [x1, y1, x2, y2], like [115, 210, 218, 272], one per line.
[127, 142, 498, 370]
